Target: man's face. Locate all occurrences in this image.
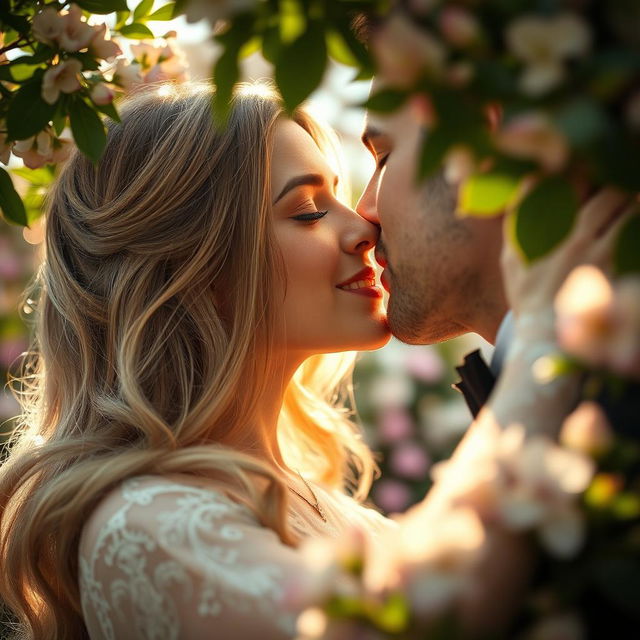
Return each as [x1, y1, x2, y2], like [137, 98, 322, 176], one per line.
[357, 80, 506, 345]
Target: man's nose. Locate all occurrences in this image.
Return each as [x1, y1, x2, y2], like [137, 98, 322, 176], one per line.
[356, 178, 380, 226]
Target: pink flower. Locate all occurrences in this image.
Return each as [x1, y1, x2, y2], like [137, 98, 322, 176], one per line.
[495, 112, 569, 172]
[378, 407, 414, 443]
[404, 347, 444, 382]
[32, 7, 66, 46]
[89, 23, 122, 61]
[560, 402, 613, 457]
[90, 82, 115, 105]
[372, 13, 446, 88]
[12, 129, 73, 168]
[13, 131, 53, 169]
[555, 266, 640, 379]
[58, 4, 95, 52]
[434, 422, 594, 558]
[111, 59, 143, 90]
[439, 7, 481, 48]
[42, 58, 82, 104]
[373, 479, 412, 513]
[371, 507, 486, 619]
[389, 442, 430, 480]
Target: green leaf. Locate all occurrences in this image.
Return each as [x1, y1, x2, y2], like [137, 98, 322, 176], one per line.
[211, 48, 240, 127]
[68, 98, 107, 164]
[134, 0, 155, 21]
[74, 0, 128, 13]
[614, 214, 640, 275]
[69, 51, 101, 71]
[0, 168, 28, 226]
[459, 171, 521, 217]
[275, 20, 327, 113]
[326, 29, 359, 67]
[261, 25, 281, 65]
[120, 23, 155, 39]
[363, 88, 409, 113]
[9, 63, 44, 82]
[554, 98, 609, 149]
[279, 0, 306, 44]
[147, 2, 176, 21]
[11, 166, 56, 186]
[94, 100, 121, 123]
[514, 176, 578, 262]
[115, 10, 131, 29]
[52, 100, 68, 137]
[417, 127, 452, 182]
[6, 79, 57, 140]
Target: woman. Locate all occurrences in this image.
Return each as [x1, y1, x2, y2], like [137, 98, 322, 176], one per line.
[0, 81, 627, 639]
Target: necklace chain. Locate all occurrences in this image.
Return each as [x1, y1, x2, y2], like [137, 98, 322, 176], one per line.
[288, 470, 327, 523]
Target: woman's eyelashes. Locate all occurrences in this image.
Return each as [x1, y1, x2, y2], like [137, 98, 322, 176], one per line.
[292, 210, 328, 223]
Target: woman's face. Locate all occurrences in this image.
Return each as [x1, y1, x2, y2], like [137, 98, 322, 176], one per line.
[271, 118, 390, 358]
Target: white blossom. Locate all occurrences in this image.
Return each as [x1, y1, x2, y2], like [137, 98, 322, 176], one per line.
[41, 58, 82, 105]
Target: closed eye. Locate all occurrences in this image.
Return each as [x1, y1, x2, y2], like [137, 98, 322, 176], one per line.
[292, 210, 328, 222]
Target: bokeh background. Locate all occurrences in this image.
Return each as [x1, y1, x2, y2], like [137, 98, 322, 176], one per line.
[0, 13, 491, 517]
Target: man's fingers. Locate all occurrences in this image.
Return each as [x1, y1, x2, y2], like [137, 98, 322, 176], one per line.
[591, 203, 640, 268]
[571, 187, 629, 244]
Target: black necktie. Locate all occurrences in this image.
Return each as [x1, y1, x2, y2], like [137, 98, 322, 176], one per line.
[452, 349, 497, 418]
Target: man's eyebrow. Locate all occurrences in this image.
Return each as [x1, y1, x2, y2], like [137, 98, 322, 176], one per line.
[361, 125, 385, 152]
[273, 172, 338, 205]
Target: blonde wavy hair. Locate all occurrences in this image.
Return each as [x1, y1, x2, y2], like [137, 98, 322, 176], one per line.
[0, 81, 378, 639]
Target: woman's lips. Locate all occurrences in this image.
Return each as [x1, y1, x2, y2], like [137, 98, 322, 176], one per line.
[339, 285, 384, 298]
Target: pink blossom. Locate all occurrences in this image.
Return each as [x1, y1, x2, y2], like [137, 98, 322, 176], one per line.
[42, 58, 82, 105]
[32, 7, 65, 46]
[555, 266, 640, 379]
[372, 13, 446, 88]
[90, 82, 115, 105]
[434, 422, 594, 558]
[373, 479, 412, 513]
[13, 131, 53, 169]
[495, 112, 569, 172]
[560, 402, 613, 457]
[89, 24, 122, 61]
[12, 130, 73, 168]
[389, 441, 431, 479]
[378, 407, 414, 443]
[58, 4, 95, 52]
[370, 507, 486, 619]
[439, 7, 481, 48]
[111, 59, 143, 90]
[404, 346, 444, 382]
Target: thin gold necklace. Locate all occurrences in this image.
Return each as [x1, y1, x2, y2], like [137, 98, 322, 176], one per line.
[288, 469, 327, 523]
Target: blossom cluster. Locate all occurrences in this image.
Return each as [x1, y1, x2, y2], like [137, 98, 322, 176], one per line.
[0, 4, 190, 176]
[289, 419, 600, 638]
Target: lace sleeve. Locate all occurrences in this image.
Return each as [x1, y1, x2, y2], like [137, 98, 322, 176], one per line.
[78, 475, 307, 640]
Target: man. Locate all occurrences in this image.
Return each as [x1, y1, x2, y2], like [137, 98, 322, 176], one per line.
[356, 83, 510, 416]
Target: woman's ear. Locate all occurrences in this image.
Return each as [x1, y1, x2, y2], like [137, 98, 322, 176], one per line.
[484, 102, 503, 132]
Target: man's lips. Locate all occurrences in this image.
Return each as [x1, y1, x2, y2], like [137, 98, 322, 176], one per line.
[380, 269, 391, 293]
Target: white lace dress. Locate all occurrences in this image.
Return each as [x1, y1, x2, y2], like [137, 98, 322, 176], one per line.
[78, 474, 398, 640]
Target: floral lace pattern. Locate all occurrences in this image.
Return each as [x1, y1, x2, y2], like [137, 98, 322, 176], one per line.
[78, 475, 396, 640]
